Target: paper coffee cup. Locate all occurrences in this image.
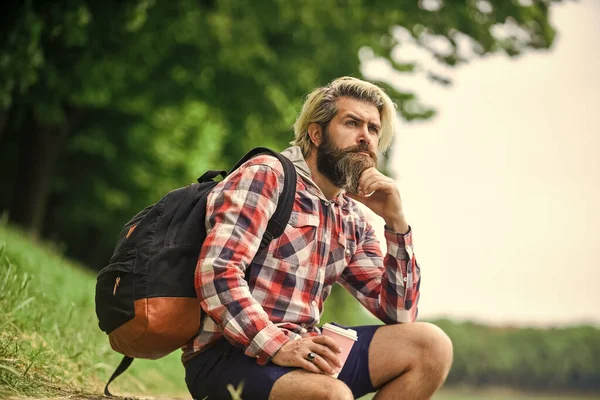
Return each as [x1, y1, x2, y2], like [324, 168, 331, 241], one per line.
[321, 323, 358, 378]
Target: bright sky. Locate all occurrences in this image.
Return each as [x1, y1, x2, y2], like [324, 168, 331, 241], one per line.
[362, 0, 600, 327]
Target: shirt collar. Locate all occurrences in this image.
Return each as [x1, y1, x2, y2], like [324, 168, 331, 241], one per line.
[281, 146, 347, 206]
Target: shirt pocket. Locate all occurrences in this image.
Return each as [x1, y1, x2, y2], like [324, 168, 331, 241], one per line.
[273, 211, 319, 266]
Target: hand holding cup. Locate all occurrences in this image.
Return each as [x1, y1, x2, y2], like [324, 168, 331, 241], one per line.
[321, 323, 358, 378]
[271, 335, 343, 375]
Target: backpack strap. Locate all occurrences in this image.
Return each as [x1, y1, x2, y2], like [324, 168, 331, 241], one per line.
[230, 148, 296, 281]
[230, 147, 296, 250]
[258, 150, 296, 250]
[197, 169, 227, 183]
[103, 356, 133, 396]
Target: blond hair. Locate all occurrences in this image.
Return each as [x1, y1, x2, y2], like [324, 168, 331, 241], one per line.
[292, 76, 398, 156]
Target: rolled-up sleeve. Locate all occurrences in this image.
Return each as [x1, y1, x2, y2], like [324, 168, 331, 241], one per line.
[339, 224, 421, 324]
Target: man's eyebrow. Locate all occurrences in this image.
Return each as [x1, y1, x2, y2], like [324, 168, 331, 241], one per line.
[342, 112, 362, 121]
[343, 113, 381, 129]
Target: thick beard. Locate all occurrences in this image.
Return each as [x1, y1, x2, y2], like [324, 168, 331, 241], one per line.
[316, 126, 378, 196]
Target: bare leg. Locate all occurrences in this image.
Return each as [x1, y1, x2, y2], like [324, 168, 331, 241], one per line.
[370, 322, 453, 400]
[269, 369, 353, 400]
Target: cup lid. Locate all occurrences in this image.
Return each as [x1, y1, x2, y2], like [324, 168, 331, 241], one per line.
[322, 323, 358, 340]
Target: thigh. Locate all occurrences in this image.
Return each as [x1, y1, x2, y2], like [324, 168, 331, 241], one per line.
[185, 339, 296, 400]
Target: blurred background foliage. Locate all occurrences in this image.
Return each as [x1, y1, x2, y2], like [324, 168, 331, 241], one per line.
[4, 0, 597, 395]
[0, 0, 562, 269]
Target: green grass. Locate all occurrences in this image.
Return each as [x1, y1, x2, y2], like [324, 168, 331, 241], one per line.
[0, 223, 188, 399]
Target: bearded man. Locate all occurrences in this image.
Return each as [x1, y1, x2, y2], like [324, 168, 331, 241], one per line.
[183, 77, 453, 400]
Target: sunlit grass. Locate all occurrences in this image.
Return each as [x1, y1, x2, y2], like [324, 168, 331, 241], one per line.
[0, 224, 188, 398]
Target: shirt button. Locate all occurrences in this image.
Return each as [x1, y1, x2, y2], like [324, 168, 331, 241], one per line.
[324, 201, 330, 206]
[403, 277, 408, 282]
[345, 249, 351, 255]
[311, 300, 317, 306]
[301, 323, 306, 328]
[256, 355, 260, 358]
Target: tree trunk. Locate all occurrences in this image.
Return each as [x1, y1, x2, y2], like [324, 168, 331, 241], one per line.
[9, 108, 69, 238]
[0, 111, 6, 142]
[0, 104, 20, 145]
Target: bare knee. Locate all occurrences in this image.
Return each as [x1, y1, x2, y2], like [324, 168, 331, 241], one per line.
[320, 379, 353, 400]
[412, 322, 453, 382]
[269, 371, 352, 400]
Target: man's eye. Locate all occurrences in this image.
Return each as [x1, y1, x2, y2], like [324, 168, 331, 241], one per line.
[369, 126, 379, 134]
[347, 120, 357, 126]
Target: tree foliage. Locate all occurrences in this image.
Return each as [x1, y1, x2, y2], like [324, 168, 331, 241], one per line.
[0, 0, 564, 268]
[437, 319, 600, 391]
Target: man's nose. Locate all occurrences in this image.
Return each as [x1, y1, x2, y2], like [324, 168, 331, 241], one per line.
[358, 125, 371, 144]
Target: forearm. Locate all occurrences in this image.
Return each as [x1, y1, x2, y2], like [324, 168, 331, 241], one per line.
[384, 212, 410, 235]
[197, 266, 291, 364]
[341, 227, 420, 323]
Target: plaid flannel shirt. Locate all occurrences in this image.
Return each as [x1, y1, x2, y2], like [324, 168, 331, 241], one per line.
[182, 146, 420, 365]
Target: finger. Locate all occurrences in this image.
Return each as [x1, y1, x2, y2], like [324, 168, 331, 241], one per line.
[357, 171, 388, 191]
[312, 335, 343, 353]
[309, 353, 336, 375]
[357, 168, 379, 188]
[361, 181, 386, 196]
[310, 343, 342, 368]
[298, 358, 322, 374]
[361, 178, 394, 196]
[359, 166, 379, 178]
[357, 177, 380, 196]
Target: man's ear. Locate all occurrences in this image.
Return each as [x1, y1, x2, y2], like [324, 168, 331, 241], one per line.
[308, 122, 322, 147]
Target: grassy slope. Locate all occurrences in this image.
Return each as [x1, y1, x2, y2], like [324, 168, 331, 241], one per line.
[0, 224, 188, 399]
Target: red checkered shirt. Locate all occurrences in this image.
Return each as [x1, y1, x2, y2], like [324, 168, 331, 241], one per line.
[182, 147, 420, 365]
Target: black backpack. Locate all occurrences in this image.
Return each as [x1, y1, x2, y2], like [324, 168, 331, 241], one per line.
[95, 147, 297, 395]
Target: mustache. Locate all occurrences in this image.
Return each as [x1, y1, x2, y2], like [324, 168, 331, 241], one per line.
[341, 143, 377, 160]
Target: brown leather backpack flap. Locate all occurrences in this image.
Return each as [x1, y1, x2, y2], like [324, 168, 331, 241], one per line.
[109, 297, 202, 359]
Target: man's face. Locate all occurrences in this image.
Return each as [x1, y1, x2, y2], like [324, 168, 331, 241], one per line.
[315, 97, 380, 195]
